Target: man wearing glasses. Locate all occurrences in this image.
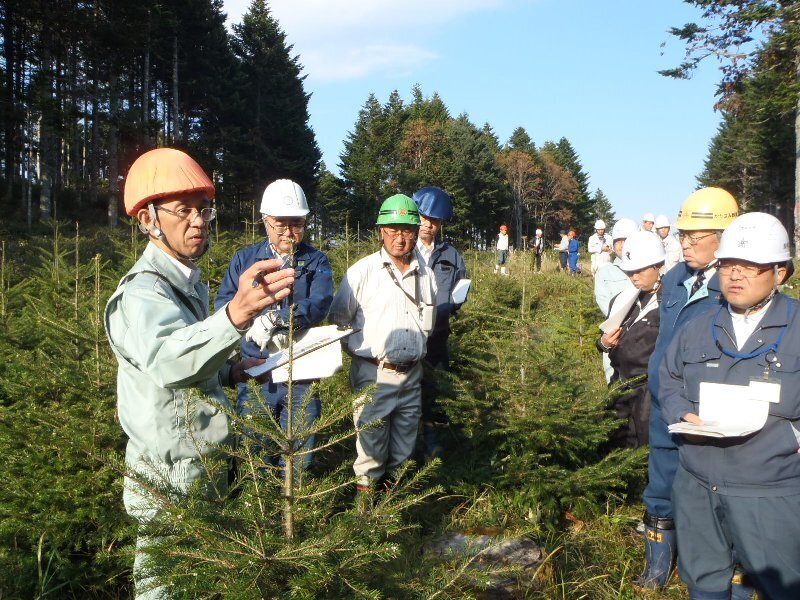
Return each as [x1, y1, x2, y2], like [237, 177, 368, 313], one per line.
[106, 148, 295, 598]
[215, 179, 333, 469]
[637, 187, 742, 591]
[328, 194, 437, 501]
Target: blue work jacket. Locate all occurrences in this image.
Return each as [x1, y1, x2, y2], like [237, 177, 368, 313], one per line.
[661, 293, 800, 496]
[647, 261, 724, 404]
[426, 240, 467, 339]
[214, 240, 333, 359]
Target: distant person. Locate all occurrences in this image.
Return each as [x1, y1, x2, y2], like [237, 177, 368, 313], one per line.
[530, 228, 545, 272]
[567, 228, 581, 275]
[662, 213, 798, 600]
[637, 187, 740, 590]
[596, 231, 664, 448]
[642, 212, 655, 232]
[555, 229, 569, 271]
[105, 148, 294, 598]
[654, 214, 681, 272]
[412, 186, 468, 459]
[587, 219, 612, 275]
[328, 194, 437, 499]
[495, 224, 510, 275]
[214, 179, 334, 470]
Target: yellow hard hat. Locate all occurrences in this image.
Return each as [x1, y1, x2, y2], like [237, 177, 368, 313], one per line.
[675, 187, 739, 231]
[124, 148, 214, 216]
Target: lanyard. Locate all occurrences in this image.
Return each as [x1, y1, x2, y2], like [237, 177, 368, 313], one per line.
[384, 263, 420, 309]
[711, 299, 793, 359]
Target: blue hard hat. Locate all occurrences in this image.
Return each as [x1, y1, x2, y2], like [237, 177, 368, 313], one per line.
[412, 186, 454, 221]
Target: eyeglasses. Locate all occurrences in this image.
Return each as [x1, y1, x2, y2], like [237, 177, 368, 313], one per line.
[157, 206, 216, 222]
[678, 231, 716, 246]
[382, 227, 417, 240]
[265, 219, 306, 234]
[718, 262, 773, 279]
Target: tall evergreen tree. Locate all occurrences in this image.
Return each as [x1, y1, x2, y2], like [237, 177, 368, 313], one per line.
[591, 188, 615, 226]
[228, 0, 320, 215]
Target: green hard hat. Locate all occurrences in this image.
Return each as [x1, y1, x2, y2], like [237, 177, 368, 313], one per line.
[375, 194, 420, 226]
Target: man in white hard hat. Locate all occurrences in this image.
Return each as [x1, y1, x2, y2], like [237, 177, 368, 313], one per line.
[654, 214, 681, 272]
[594, 217, 639, 383]
[662, 212, 799, 599]
[596, 231, 665, 448]
[215, 179, 334, 470]
[587, 219, 612, 275]
[642, 212, 656, 232]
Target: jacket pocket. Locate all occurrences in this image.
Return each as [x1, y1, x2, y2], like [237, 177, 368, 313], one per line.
[767, 353, 800, 419]
[681, 345, 723, 406]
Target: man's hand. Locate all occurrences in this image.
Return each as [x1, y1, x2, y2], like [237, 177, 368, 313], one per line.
[226, 259, 294, 329]
[244, 314, 278, 351]
[682, 413, 704, 425]
[601, 327, 622, 349]
[230, 357, 272, 385]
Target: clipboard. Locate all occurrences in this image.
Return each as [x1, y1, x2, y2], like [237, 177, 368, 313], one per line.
[245, 325, 356, 378]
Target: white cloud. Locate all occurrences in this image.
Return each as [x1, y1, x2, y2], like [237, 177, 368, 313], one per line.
[223, 0, 505, 82]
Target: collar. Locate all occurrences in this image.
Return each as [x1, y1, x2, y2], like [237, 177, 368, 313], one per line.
[380, 246, 419, 273]
[715, 293, 791, 332]
[148, 242, 201, 285]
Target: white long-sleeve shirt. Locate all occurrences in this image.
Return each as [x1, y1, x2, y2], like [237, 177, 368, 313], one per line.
[329, 248, 437, 364]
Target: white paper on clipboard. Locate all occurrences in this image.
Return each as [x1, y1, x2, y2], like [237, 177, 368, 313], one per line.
[451, 279, 472, 305]
[599, 286, 639, 333]
[245, 325, 355, 379]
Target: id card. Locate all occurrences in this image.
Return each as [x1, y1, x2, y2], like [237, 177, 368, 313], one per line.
[749, 379, 781, 404]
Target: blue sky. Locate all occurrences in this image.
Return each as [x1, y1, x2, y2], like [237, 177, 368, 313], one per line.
[223, 0, 725, 226]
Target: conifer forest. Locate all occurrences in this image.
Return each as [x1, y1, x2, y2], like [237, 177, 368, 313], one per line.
[2, 0, 800, 598]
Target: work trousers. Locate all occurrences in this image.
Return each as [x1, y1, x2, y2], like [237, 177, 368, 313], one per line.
[673, 465, 800, 599]
[237, 380, 320, 468]
[351, 358, 422, 485]
[643, 402, 679, 517]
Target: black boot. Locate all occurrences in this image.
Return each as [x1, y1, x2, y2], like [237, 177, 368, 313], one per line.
[731, 563, 757, 600]
[634, 511, 677, 589]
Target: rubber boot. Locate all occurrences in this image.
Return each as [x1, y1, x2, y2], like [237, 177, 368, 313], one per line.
[688, 590, 730, 599]
[634, 512, 676, 589]
[731, 564, 757, 600]
[422, 422, 444, 461]
[500, 266, 507, 276]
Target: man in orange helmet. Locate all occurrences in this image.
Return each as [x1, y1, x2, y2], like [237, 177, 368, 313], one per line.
[494, 224, 510, 275]
[105, 147, 295, 599]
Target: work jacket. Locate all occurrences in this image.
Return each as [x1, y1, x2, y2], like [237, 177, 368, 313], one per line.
[105, 243, 240, 496]
[661, 293, 800, 496]
[426, 240, 467, 340]
[214, 240, 333, 360]
[647, 261, 724, 405]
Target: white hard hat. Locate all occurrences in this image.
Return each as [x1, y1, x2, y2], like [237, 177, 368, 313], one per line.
[611, 217, 639, 241]
[260, 179, 310, 217]
[642, 212, 655, 223]
[594, 219, 606, 230]
[715, 212, 790, 264]
[619, 231, 666, 272]
[535, 228, 543, 235]
[655, 214, 670, 228]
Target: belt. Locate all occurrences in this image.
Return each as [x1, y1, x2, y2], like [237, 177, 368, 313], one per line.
[360, 356, 418, 374]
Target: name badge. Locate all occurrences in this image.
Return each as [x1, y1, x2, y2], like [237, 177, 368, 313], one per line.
[750, 379, 781, 403]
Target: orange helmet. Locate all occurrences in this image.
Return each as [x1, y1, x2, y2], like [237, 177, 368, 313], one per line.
[499, 224, 508, 232]
[124, 148, 214, 216]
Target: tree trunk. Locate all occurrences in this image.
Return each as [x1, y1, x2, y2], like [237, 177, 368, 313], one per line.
[795, 50, 800, 257]
[172, 34, 180, 144]
[3, 7, 16, 206]
[142, 17, 150, 145]
[108, 71, 119, 228]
